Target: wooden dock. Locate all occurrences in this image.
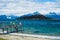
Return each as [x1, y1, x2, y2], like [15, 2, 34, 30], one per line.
[0, 22, 23, 34]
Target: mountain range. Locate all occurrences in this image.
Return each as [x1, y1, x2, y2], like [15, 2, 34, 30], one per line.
[0, 15, 19, 21]
[16, 12, 52, 20]
[45, 12, 60, 20]
[0, 12, 60, 20]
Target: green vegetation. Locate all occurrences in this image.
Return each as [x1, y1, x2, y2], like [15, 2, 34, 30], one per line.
[0, 38, 6, 40]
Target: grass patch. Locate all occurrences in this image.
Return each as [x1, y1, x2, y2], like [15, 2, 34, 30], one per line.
[0, 38, 6, 40]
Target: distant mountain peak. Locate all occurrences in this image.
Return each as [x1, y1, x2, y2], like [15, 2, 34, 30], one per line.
[49, 12, 57, 15]
[16, 11, 52, 20]
[33, 12, 40, 15]
[45, 12, 60, 20]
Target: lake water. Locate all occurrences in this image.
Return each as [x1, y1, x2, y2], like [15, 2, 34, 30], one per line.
[0, 20, 60, 36]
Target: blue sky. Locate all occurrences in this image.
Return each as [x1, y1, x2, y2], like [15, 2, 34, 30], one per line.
[27, 0, 56, 2]
[0, 0, 60, 16]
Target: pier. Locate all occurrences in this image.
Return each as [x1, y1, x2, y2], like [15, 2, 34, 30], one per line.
[0, 21, 23, 34]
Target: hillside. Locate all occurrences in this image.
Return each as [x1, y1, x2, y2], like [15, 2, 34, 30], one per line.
[16, 12, 52, 20]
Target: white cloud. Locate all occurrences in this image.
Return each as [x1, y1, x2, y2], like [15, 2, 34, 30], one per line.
[0, 0, 60, 16]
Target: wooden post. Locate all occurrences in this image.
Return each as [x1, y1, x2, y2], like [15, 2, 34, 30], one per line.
[13, 22, 18, 33]
[19, 22, 23, 33]
[6, 26, 9, 34]
[2, 28, 4, 34]
[11, 26, 13, 33]
[14, 26, 18, 32]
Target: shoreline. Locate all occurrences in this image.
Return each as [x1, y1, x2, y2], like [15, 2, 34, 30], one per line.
[9, 33, 60, 39]
[0, 35, 50, 40]
[0, 33, 60, 40]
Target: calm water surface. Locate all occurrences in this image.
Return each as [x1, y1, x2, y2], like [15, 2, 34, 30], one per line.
[0, 20, 60, 36]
